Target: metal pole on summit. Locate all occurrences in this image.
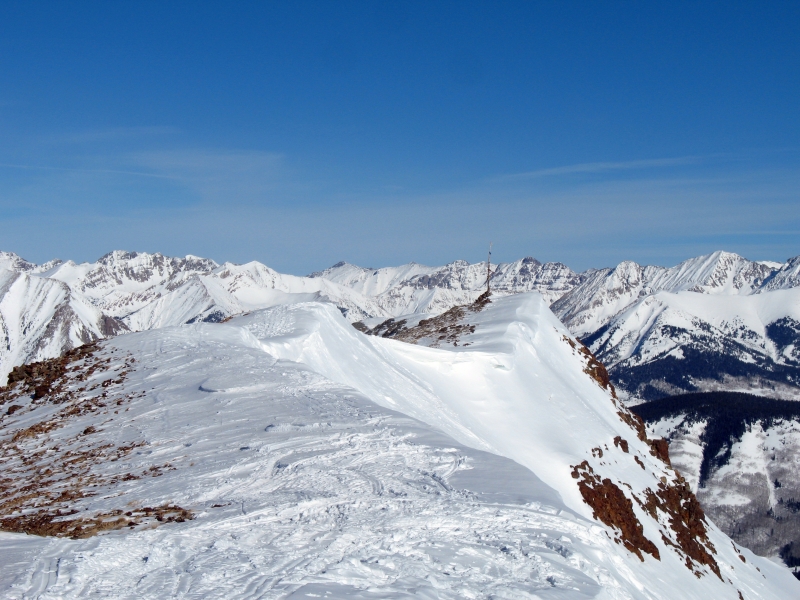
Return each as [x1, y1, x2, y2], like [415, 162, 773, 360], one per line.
[486, 242, 492, 294]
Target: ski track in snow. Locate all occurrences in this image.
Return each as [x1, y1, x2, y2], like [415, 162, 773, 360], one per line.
[1, 325, 619, 599]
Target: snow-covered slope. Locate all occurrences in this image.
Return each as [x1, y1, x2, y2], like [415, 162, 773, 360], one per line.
[121, 261, 388, 330]
[321, 252, 800, 402]
[582, 288, 800, 401]
[308, 261, 436, 297]
[0, 252, 37, 273]
[490, 257, 583, 304]
[649, 251, 777, 296]
[42, 250, 220, 318]
[1, 294, 794, 598]
[551, 251, 778, 339]
[315, 250, 800, 403]
[761, 256, 800, 292]
[547, 252, 800, 401]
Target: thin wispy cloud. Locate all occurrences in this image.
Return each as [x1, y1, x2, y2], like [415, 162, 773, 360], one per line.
[40, 126, 181, 146]
[494, 156, 702, 182]
[130, 149, 286, 200]
[0, 162, 177, 179]
[1, 131, 796, 273]
[0, 147, 288, 197]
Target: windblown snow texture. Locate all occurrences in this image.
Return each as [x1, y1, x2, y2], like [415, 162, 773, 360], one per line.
[1, 294, 795, 598]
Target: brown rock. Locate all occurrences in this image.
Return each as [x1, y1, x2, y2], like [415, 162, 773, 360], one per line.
[571, 461, 660, 561]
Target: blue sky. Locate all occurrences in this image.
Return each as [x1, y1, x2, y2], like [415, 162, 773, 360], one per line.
[1, 2, 798, 273]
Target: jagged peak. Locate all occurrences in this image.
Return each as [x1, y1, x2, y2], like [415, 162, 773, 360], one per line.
[96, 250, 217, 270]
[758, 254, 800, 292]
[499, 256, 543, 269]
[609, 260, 647, 282]
[782, 255, 800, 267]
[0, 251, 36, 272]
[703, 249, 744, 261]
[236, 260, 275, 272]
[308, 261, 373, 278]
[757, 260, 785, 269]
[33, 259, 64, 272]
[672, 250, 756, 272]
[97, 250, 142, 264]
[442, 259, 471, 268]
[213, 260, 279, 279]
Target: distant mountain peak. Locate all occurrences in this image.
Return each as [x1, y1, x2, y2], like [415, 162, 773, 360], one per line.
[0, 251, 36, 272]
[98, 249, 140, 264]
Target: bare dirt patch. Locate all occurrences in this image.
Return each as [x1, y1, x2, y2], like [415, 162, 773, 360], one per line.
[0, 343, 191, 538]
[0, 504, 192, 539]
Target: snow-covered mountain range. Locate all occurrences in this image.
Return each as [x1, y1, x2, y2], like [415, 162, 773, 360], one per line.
[1, 292, 795, 597]
[319, 250, 800, 402]
[310, 256, 582, 311]
[0, 250, 586, 382]
[321, 251, 800, 400]
[0, 251, 389, 380]
[2, 248, 799, 400]
[550, 252, 800, 401]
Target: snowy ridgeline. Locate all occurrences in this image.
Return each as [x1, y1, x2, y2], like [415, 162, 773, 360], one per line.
[2, 249, 800, 400]
[0, 294, 796, 598]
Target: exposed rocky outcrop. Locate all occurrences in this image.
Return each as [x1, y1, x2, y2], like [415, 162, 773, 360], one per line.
[0, 343, 191, 539]
[355, 290, 492, 348]
[641, 478, 720, 578]
[572, 460, 661, 561]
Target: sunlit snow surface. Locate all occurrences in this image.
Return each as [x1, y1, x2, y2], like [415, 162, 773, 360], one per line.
[1, 294, 796, 598]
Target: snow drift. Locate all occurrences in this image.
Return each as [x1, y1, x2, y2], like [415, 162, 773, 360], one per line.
[1, 293, 796, 597]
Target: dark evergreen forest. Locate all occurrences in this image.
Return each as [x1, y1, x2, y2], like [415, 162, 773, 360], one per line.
[631, 392, 800, 485]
